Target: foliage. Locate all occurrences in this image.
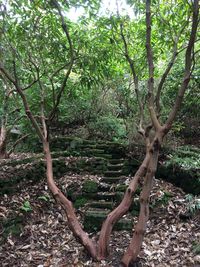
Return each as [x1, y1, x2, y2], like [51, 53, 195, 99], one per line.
[0, 0, 199, 147]
[0, 1, 199, 264]
[166, 146, 200, 170]
[82, 180, 98, 193]
[38, 195, 50, 202]
[20, 200, 32, 212]
[74, 197, 88, 208]
[87, 116, 126, 141]
[185, 194, 200, 214]
[193, 242, 200, 255]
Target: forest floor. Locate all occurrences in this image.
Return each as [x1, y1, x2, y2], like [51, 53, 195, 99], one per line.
[0, 157, 200, 267]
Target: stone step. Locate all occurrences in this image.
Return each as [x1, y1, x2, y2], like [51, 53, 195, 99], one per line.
[95, 154, 112, 159]
[101, 176, 123, 184]
[115, 184, 128, 192]
[104, 170, 123, 177]
[78, 144, 97, 149]
[107, 163, 124, 171]
[96, 144, 111, 150]
[84, 209, 133, 231]
[98, 183, 112, 192]
[89, 201, 114, 209]
[94, 192, 116, 201]
[109, 158, 125, 164]
[84, 148, 105, 154]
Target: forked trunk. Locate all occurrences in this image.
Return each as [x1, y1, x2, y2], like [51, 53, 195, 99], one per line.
[97, 153, 151, 259]
[121, 146, 159, 266]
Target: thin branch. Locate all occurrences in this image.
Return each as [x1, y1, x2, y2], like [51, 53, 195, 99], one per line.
[22, 77, 41, 91]
[164, 0, 199, 132]
[146, 0, 162, 131]
[28, 56, 49, 140]
[49, 62, 71, 109]
[118, 13, 146, 136]
[49, 62, 70, 80]
[48, 0, 75, 121]
[0, 61, 45, 142]
[8, 134, 29, 156]
[155, 23, 188, 113]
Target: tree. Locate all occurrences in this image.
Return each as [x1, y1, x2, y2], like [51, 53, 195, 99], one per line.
[0, 75, 27, 158]
[0, 0, 199, 266]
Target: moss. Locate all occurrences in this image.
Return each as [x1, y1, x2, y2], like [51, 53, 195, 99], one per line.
[115, 191, 124, 203]
[82, 180, 98, 193]
[116, 184, 128, 192]
[1, 215, 24, 242]
[84, 210, 133, 231]
[83, 210, 109, 231]
[193, 242, 200, 255]
[74, 197, 88, 208]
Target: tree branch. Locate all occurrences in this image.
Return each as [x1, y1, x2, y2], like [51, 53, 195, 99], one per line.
[146, 0, 162, 131]
[119, 19, 145, 136]
[155, 23, 188, 113]
[164, 0, 199, 132]
[0, 62, 45, 142]
[8, 134, 29, 156]
[48, 0, 75, 121]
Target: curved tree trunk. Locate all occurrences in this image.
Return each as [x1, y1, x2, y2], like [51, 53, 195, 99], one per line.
[43, 141, 97, 259]
[121, 140, 160, 266]
[97, 153, 151, 259]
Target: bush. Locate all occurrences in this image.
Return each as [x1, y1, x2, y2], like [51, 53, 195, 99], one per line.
[87, 116, 126, 141]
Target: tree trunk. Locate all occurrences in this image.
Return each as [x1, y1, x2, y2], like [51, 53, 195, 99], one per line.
[0, 126, 8, 159]
[97, 153, 151, 259]
[121, 146, 159, 266]
[43, 141, 97, 259]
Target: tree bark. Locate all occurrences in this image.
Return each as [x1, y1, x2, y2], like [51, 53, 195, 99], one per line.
[97, 153, 151, 259]
[43, 141, 97, 259]
[0, 126, 8, 159]
[121, 137, 160, 266]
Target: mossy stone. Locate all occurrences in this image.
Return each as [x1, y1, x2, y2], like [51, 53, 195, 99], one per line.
[116, 184, 128, 192]
[82, 180, 98, 193]
[74, 197, 88, 208]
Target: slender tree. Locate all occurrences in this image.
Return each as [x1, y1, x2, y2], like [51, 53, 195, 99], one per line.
[98, 1, 199, 265]
[0, 0, 199, 266]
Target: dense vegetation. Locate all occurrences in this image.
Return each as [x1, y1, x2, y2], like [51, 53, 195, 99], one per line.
[0, 0, 199, 266]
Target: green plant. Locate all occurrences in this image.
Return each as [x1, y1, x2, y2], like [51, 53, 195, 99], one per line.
[82, 180, 98, 193]
[20, 201, 32, 212]
[74, 197, 88, 209]
[192, 242, 200, 255]
[185, 194, 200, 214]
[150, 191, 172, 208]
[166, 146, 200, 170]
[38, 195, 50, 202]
[88, 116, 126, 141]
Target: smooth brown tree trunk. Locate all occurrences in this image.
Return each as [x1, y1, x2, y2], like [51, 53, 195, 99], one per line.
[97, 153, 151, 259]
[43, 141, 97, 259]
[121, 138, 160, 266]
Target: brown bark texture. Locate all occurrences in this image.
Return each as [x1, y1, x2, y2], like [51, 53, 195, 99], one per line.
[0, 126, 8, 159]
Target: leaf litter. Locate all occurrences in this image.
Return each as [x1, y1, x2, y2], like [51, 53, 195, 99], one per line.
[0, 162, 199, 267]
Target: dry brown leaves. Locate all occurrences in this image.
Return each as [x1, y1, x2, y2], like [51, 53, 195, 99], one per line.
[0, 168, 199, 267]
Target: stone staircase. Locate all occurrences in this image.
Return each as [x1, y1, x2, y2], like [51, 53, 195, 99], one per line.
[81, 153, 139, 232]
[0, 137, 141, 231]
